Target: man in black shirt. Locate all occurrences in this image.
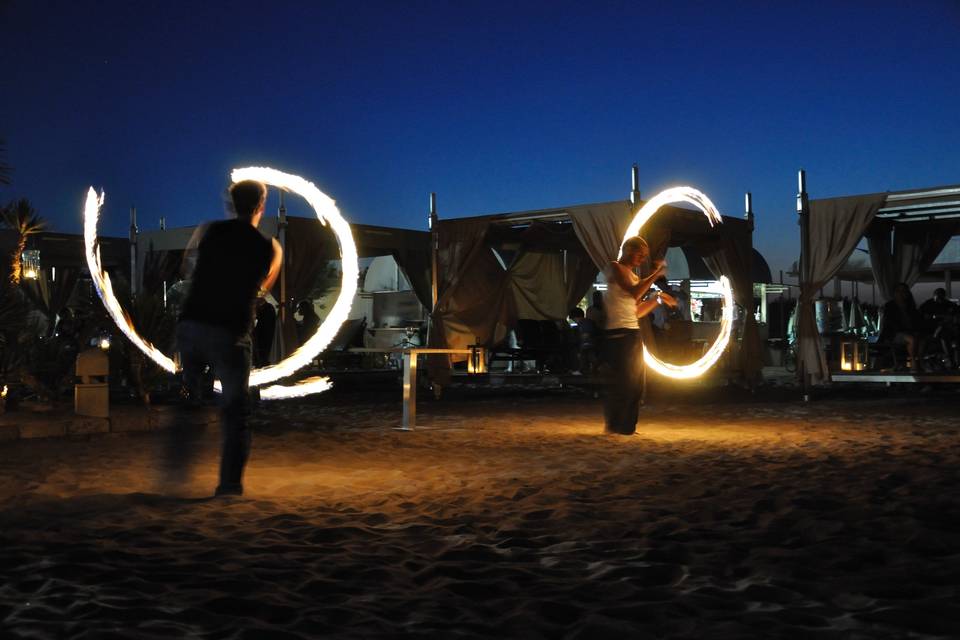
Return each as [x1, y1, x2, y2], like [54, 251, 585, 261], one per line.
[175, 180, 282, 496]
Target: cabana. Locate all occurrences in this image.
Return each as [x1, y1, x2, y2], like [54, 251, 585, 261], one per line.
[795, 173, 960, 386]
[427, 168, 763, 384]
[137, 216, 430, 358]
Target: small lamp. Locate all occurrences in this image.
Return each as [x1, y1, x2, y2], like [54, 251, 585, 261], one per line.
[467, 343, 487, 375]
[21, 249, 40, 280]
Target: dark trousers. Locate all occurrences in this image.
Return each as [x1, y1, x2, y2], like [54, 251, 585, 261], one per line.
[176, 320, 252, 493]
[602, 329, 643, 435]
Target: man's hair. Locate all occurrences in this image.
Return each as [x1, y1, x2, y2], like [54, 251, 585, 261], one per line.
[622, 236, 649, 255]
[935, 287, 947, 298]
[229, 180, 267, 219]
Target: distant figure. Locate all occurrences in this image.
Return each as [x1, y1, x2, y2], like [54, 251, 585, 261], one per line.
[879, 282, 923, 371]
[296, 300, 321, 346]
[173, 179, 282, 497]
[676, 279, 692, 322]
[252, 298, 277, 367]
[601, 236, 676, 435]
[565, 307, 586, 372]
[920, 287, 958, 367]
[585, 290, 605, 328]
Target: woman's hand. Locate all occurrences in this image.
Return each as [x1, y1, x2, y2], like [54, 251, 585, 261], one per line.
[659, 291, 679, 308]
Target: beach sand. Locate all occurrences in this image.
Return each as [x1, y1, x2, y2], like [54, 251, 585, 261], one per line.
[1, 389, 958, 638]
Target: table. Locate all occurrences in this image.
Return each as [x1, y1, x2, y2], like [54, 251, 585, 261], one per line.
[348, 347, 475, 430]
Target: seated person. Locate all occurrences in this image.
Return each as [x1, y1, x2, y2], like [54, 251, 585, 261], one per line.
[919, 287, 958, 367]
[879, 283, 924, 371]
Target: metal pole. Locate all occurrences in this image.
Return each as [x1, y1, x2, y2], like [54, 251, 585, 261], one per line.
[401, 351, 417, 430]
[946, 269, 953, 299]
[630, 164, 641, 206]
[745, 192, 754, 229]
[429, 193, 439, 311]
[797, 169, 811, 401]
[129, 206, 138, 299]
[278, 190, 288, 358]
[159, 216, 166, 231]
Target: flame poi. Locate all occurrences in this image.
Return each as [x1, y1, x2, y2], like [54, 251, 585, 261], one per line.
[621, 186, 734, 380]
[83, 167, 359, 399]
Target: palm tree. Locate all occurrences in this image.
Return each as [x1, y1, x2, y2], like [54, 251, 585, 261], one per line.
[0, 139, 11, 186]
[1, 199, 47, 284]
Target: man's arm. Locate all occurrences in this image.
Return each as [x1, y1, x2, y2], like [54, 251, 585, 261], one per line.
[260, 238, 283, 294]
[180, 223, 210, 279]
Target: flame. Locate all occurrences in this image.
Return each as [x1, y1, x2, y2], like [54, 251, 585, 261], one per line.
[231, 167, 358, 388]
[259, 376, 332, 400]
[622, 186, 733, 380]
[84, 188, 177, 374]
[82, 166, 359, 400]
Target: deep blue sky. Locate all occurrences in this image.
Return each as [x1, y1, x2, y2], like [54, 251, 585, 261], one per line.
[2, 0, 959, 274]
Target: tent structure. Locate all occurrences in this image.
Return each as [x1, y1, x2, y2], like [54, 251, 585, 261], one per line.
[426, 169, 763, 384]
[137, 217, 430, 357]
[796, 173, 960, 385]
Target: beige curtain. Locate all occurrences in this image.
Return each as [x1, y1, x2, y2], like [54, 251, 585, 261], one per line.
[867, 221, 958, 302]
[799, 194, 887, 383]
[427, 219, 503, 382]
[569, 202, 634, 269]
[703, 225, 763, 385]
[508, 249, 597, 320]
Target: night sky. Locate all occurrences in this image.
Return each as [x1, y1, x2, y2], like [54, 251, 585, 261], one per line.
[2, 0, 959, 275]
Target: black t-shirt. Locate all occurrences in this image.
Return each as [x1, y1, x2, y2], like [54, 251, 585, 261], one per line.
[179, 220, 273, 337]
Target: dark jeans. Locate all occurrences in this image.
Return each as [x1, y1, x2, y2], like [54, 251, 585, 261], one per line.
[602, 329, 643, 435]
[176, 320, 252, 493]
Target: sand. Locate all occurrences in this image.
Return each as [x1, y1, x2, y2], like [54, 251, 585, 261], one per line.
[0, 390, 958, 639]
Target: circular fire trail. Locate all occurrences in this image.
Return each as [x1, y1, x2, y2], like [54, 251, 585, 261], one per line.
[621, 186, 735, 380]
[83, 167, 358, 399]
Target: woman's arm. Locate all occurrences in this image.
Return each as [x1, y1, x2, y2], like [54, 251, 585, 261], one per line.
[260, 238, 283, 294]
[608, 260, 666, 300]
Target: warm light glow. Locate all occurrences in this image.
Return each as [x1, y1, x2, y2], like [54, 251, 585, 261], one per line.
[259, 376, 333, 400]
[1, 385, 7, 398]
[23, 269, 38, 280]
[83, 166, 359, 399]
[99, 337, 111, 350]
[622, 186, 734, 380]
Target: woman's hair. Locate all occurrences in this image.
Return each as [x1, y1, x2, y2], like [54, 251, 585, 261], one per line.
[229, 180, 268, 219]
[622, 235, 649, 256]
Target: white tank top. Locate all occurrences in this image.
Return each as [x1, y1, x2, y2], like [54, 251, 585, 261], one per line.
[603, 263, 639, 330]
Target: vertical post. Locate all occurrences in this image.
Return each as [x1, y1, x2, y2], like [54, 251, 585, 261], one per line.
[429, 192, 439, 311]
[946, 269, 953, 299]
[630, 164, 641, 206]
[797, 169, 811, 401]
[159, 216, 166, 231]
[129, 206, 138, 299]
[744, 192, 754, 229]
[278, 190, 288, 357]
[401, 351, 417, 430]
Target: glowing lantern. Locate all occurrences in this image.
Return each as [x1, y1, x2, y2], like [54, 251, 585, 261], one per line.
[83, 166, 358, 400]
[840, 339, 867, 371]
[621, 187, 734, 380]
[467, 345, 487, 375]
[21, 249, 40, 280]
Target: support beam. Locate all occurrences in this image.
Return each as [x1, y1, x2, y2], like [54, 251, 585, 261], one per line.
[797, 169, 811, 400]
[630, 164, 641, 206]
[129, 206, 138, 298]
